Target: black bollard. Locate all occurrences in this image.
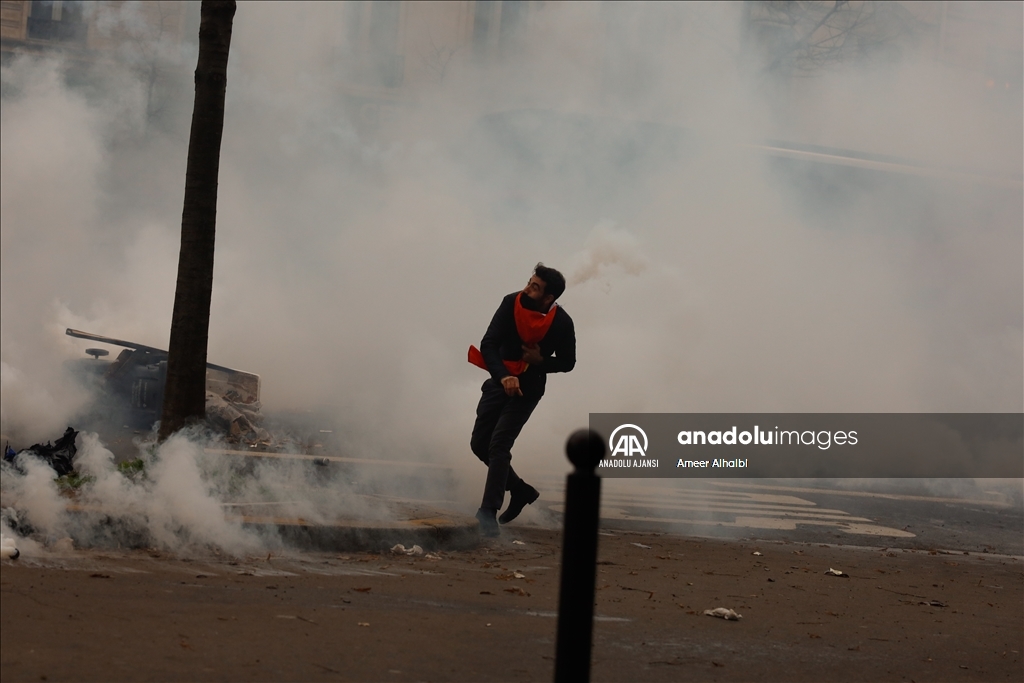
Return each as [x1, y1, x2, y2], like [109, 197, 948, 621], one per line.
[554, 429, 606, 683]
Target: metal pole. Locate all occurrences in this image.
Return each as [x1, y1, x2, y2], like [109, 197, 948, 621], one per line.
[554, 429, 606, 683]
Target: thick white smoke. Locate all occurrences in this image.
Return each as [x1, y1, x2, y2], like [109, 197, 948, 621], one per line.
[0, 428, 408, 555]
[1, 2, 1020, 549]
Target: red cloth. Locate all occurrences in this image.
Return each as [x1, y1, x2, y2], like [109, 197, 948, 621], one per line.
[468, 293, 558, 376]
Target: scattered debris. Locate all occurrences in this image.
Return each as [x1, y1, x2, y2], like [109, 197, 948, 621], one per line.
[621, 586, 656, 600]
[825, 568, 849, 577]
[6, 427, 79, 476]
[631, 543, 652, 549]
[504, 587, 531, 597]
[206, 391, 271, 447]
[919, 600, 947, 607]
[512, 540, 526, 545]
[390, 544, 424, 556]
[704, 607, 742, 621]
[752, 551, 762, 556]
[65, 328, 265, 443]
[513, 571, 526, 579]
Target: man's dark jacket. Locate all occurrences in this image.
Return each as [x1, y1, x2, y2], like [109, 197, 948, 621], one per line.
[479, 292, 576, 398]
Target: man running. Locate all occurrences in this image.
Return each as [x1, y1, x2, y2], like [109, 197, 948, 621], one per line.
[468, 263, 576, 536]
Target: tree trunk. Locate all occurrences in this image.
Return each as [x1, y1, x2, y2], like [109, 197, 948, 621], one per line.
[159, 0, 236, 441]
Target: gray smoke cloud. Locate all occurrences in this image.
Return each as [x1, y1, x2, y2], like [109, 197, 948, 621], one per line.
[0, 428, 409, 555]
[1, 2, 1020, 547]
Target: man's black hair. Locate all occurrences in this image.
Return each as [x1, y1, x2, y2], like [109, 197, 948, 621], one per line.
[534, 263, 566, 301]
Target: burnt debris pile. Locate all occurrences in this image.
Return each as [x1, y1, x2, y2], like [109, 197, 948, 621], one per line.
[205, 391, 272, 447]
[3, 427, 80, 477]
[64, 328, 283, 448]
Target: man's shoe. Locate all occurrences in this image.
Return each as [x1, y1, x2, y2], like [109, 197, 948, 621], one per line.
[476, 508, 500, 537]
[499, 484, 540, 524]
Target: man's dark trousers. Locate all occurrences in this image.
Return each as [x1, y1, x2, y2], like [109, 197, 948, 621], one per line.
[471, 378, 539, 511]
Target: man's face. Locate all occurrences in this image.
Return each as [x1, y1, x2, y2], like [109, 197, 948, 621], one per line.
[523, 275, 548, 302]
[522, 275, 554, 311]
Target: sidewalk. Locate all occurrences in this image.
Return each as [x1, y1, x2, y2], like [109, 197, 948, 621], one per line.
[2, 525, 1021, 682]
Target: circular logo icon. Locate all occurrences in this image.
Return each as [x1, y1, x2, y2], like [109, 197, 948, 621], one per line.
[609, 424, 648, 457]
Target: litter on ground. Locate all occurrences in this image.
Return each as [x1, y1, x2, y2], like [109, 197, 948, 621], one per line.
[390, 544, 424, 556]
[920, 599, 947, 607]
[704, 607, 742, 621]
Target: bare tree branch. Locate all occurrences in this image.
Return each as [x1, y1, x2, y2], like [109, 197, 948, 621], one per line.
[749, 1, 920, 75]
[418, 29, 461, 84]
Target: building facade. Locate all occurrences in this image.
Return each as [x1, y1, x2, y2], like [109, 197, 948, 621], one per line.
[1, 2, 1019, 132]
[1, 0, 195, 61]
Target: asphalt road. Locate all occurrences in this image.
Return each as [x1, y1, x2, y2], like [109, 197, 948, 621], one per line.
[530, 476, 1024, 557]
[4, 526, 1021, 682]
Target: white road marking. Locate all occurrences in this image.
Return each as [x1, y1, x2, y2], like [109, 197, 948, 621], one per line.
[531, 475, 916, 538]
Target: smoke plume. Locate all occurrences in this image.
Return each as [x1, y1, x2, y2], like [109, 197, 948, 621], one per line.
[1, 2, 1020, 549]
